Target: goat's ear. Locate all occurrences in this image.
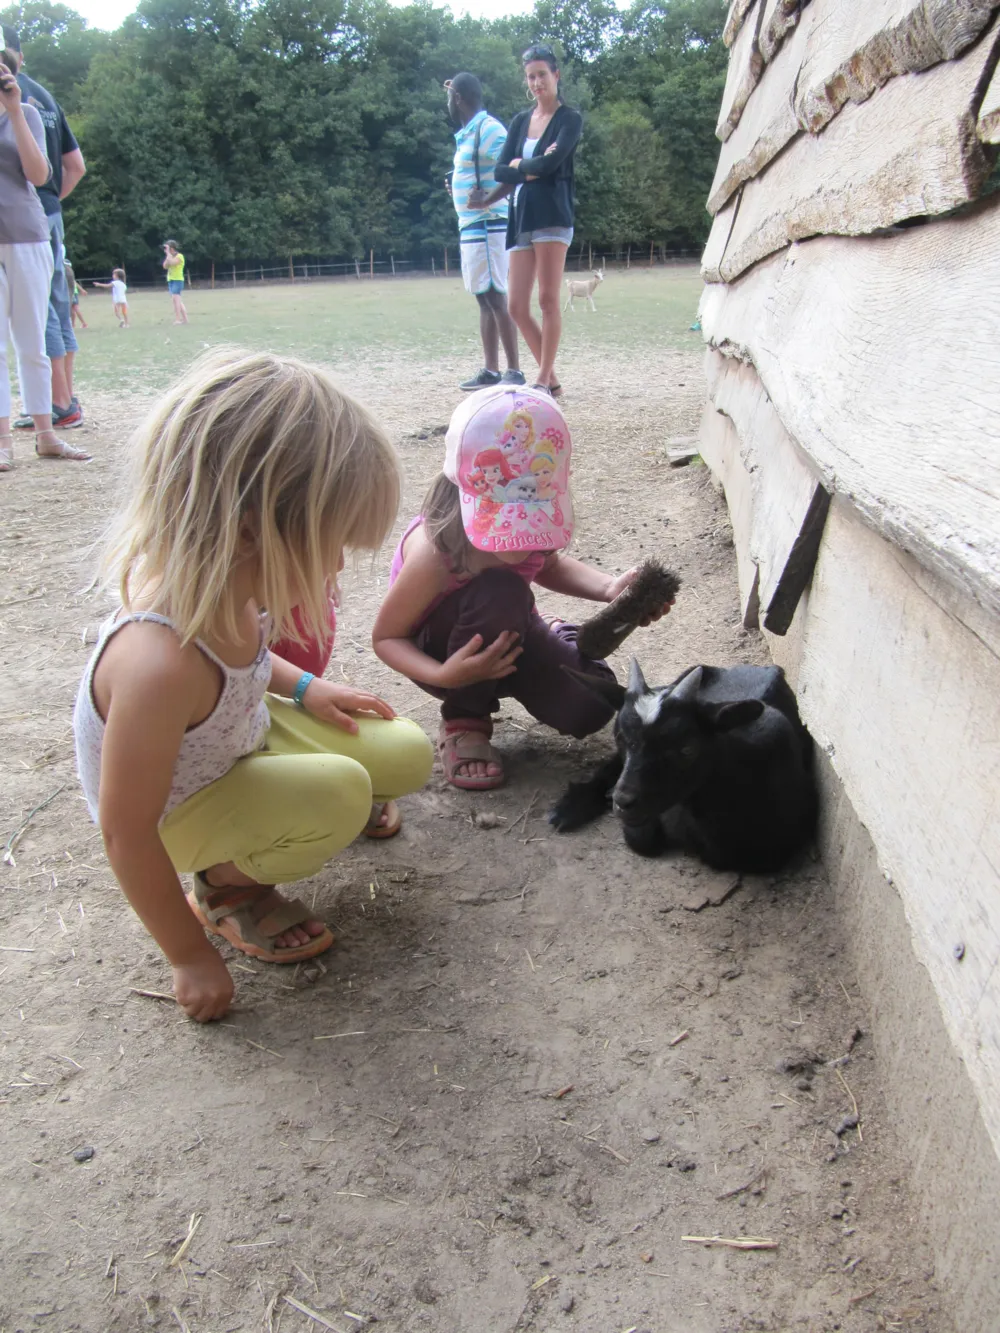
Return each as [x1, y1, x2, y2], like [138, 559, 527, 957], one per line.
[562, 665, 626, 711]
[627, 658, 648, 696]
[705, 699, 765, 731]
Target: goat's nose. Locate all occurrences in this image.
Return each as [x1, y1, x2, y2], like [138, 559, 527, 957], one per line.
[613, 788, 637, 811]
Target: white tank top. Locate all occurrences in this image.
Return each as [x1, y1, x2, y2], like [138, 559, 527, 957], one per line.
[515, 136, 540, 208]
[73, 610, 272, 823]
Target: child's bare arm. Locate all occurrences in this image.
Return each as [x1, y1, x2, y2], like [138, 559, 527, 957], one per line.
[534, 552, 616, 601]
[372, 538, 521, 688]
[97, 639, 233, 1021]
[268, 649, 396, 734]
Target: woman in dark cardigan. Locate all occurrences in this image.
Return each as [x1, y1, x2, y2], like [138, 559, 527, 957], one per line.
[471, 44, 581, 396]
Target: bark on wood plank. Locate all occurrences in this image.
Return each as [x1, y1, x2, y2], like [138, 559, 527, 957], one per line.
[760, 0, 800, 64]
[707, 0, 998, 214]
[717, 1, 766, 142]
[790, 502, 1000, 1158]
[979, 62, 1000, 140]
[697, 403, 760, 627]
[699, 197, 1000, 617]
[705, 351, 829, 634]
[708, 8, 810, 213]
[724, 0, 759, 49]
[714, 23, 1000, 281]
[796, 0, 999, 133]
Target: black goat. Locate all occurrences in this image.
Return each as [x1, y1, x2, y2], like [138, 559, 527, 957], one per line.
[549, 660, 818, 872]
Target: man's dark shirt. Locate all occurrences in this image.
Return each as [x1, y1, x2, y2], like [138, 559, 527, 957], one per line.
[16, 71, 78, 215]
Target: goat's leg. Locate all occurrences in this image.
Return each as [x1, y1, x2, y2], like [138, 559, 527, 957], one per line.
[588, 294, 596, 312]
[549, 752, 623, 832]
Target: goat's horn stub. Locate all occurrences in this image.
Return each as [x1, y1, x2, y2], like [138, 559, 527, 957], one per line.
[627, 658, 648, 695]
[670, 665, 703, 701]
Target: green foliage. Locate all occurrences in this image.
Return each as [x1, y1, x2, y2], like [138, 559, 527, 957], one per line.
[6, 0, 727, 276]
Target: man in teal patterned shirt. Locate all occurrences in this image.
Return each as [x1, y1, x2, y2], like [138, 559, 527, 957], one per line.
[446, 72, 523, 391]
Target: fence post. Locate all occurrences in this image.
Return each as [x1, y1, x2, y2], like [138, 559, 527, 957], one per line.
[232, 264, 236, 287]
[444, 247, 449, 277]
[588, 242, 592, 270]
[390, 253, 395, 276]
[260, 265, 263, 282]
[432, 256, 436, 276]
[649, 240, 654, 267]
[626, 246, 631, 270]
[370, 249, 374, 278]
[210, 261, 215, 290]
[354, 259, 361, 280]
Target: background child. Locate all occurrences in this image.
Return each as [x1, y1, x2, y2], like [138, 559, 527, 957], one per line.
[372, 386, 672, 789]
[93, 267, 128, 326]
[65, 257, 87, 329]
[73, 350, 433, 1021]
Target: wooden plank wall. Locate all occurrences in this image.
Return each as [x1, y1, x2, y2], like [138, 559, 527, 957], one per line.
[698, 0, 1000, 1163]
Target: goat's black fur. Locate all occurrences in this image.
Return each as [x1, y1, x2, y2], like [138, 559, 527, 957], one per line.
[549, 660, 818, 872]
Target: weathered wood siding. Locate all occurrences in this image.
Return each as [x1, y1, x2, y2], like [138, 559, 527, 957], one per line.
[698, 0, 1000, 1176]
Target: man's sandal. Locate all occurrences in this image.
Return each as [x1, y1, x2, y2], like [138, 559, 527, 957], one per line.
[186, 873, 334, 963]
[365, 800, 401, 839]
[35, 432, 91, 463]
[0, 434, 12, 473]
[438, 718, 505, 791]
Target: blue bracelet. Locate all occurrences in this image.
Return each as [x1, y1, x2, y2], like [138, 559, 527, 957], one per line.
[292, 672, 315, 708]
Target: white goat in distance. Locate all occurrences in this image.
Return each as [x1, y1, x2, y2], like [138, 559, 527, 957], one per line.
[563, 268, 605, 312]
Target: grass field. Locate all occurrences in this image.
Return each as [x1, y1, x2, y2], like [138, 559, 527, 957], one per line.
[73, 264, 704, 394]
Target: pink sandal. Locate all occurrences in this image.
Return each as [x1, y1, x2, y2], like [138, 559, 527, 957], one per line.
[437, 718, 504, 791]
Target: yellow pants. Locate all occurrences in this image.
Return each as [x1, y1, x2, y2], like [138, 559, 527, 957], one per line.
[159, 697, 433, 884]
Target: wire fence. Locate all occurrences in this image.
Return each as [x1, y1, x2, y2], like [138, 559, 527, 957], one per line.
[77, 245, 702, 290]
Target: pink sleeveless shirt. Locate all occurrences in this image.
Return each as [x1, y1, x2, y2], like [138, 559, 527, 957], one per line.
[389, 517, 547, 629]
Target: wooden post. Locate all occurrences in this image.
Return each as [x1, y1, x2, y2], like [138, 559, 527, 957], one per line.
[354, 259, 361, 280]
[588, 242, 593, 270]
[289, 256, 294, 282]
[444, 246, 449, 277]
[232, 264, 236, 287]
[649, 240, 654, 267]
[432, 256, 436, 276]
[260, 265, 263, 282]
[626, 246, 631, 269]
[370, 248, 374, 278]
[210, 261, 215, 290]
[390, 253, 396, 276]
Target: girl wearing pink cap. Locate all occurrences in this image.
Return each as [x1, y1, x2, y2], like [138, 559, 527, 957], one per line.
[372, 387, 672, 789]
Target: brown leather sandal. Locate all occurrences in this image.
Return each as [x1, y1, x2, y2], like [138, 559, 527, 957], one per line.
[365, 800, 402, 839]
[186, 874, 334, 963]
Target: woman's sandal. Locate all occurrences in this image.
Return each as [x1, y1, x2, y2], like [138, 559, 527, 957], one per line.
[35, 432, 91, 463]
[438, 718, 505, 791]
[365, 800, 401, 839]
[0, 434, 12, 473]
[186, 873, 334, 963]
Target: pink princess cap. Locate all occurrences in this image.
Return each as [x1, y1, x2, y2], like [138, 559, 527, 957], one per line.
[443, 385, 574, 554]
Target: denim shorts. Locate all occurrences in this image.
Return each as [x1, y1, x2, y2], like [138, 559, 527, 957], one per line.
[510, 227, 574, 252]
[168, 279, 184, 295]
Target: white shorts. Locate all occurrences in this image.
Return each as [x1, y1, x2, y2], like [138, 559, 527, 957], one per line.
[459, 221, 509, 295]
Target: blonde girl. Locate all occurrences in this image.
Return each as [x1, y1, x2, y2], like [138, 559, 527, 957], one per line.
[73, 351, 432, 1022]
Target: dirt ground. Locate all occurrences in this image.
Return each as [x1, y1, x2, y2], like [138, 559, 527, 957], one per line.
[0, 341, 946, 1332]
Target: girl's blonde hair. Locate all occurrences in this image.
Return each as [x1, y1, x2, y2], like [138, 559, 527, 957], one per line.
[502, 408, 535, 447]
[103, 348, 400, 646]
[422, 472, 472, 574]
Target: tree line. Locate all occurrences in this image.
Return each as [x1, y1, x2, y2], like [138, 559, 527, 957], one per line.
[1, 0, 726, 281]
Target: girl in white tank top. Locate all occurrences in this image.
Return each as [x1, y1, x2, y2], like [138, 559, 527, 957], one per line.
[74, 350, 432, 1023]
